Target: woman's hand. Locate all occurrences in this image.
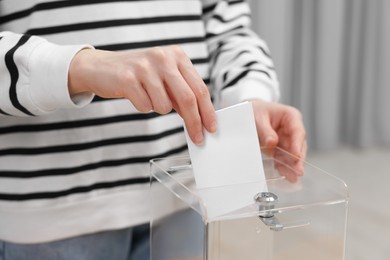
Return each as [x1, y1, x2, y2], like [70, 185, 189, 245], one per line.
[68, 46, 216, 144]
[251, 99, 307, 182]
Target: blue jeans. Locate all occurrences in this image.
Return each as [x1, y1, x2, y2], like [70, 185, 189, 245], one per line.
[151, 209, 204, 260]
[0, 223, 149, 260]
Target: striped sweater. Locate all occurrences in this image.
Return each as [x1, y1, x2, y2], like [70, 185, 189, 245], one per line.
[0, 0, 279, 243]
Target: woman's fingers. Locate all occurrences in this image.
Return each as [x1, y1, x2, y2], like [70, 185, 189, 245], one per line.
[177, 51, 216, 134]
[163, 66, 204, 144]
[140, 70, 172, 115]
[159, 46, 216, 144]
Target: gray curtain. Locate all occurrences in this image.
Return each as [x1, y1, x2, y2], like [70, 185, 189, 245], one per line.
[250, 0, 390, 150]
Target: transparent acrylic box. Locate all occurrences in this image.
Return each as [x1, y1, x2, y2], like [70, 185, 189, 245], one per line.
[150, 147, 349, 260]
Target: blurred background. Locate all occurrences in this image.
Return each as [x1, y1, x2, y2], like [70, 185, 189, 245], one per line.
[249, 0, 390, 259]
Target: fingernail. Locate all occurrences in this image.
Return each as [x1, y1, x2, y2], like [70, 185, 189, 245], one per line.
[195, 133, 204, 145]
[265, 136, 274, 145]
[294, 144, 302, 157]
[209, 121, 217, 133]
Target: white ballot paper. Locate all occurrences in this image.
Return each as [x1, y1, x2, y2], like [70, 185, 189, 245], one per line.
[184, 102, 268, 220]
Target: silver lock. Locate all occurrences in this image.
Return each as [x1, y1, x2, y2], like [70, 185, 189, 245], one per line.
[254, 192, 283, 231]
[254, 192, 278, 218]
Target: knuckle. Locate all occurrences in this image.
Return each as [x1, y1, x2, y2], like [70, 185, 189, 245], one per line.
[149, 47, 167, 62]
[286, 106, 302, 118]
[169, 45, 185, 56]
[138, 107, 149, 113]
[136, 103, 151, 113]
[181, 92, 197, 107]
[135, 59, 150, 73]
[197, 85, 210, 99]
[162, 107, 173, 115]
[122, 70, 136, 84]
[154, 103, 173, 115]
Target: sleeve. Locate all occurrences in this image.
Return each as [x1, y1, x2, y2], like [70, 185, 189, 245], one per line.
[201, 0, 280, 108]
[0, 31, 94, 117]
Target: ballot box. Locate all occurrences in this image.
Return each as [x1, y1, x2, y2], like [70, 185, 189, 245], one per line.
[150, 147, 349, 260]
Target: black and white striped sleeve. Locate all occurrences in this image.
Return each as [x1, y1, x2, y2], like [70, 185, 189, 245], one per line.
[0, 31, 94, 117]
[201, 0, 280, 108]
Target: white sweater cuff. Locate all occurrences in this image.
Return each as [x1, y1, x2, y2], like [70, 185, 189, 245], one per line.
[29, 40, 94, 112]
[220, 77, 280, 108]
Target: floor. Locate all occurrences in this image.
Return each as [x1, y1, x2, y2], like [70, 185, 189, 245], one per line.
[307, 147, 390, 260]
